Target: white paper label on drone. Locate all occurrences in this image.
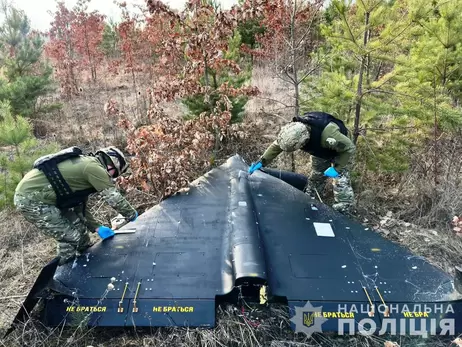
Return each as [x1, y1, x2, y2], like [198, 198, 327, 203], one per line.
[238, 201, 247, 207]
[313, 222, 335, 237]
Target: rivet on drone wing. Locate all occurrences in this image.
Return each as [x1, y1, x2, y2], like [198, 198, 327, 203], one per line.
[380, 282, 382, 284]
[305, 218, 310, 220]
[111, 277, 116, 282]
[365, 228, 369, 230]
[374, 266, 378, 269]
[153, 262, 156, 266]
[346, 227, 350, 229]
[384, 282, 387, 284]
[412, 266, 417, 269]
[341, 265, 347, 268]
[329, 219, 332, 222]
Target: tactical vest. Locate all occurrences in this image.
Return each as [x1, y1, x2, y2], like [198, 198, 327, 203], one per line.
[33, 147, 97, 209]
[292, 111, 349, 159]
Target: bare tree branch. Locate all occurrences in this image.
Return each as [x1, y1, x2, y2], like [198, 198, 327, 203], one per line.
[295, 3, 322, 49]
[298, 64, 322, 85]
[255, 97, 294, 109]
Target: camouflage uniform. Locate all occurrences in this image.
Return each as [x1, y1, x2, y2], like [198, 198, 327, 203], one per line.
[14, 156, 137, 265]
[260, 121, 356, 213]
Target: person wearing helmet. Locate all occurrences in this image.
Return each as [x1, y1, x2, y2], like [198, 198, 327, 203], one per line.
[248, 111, 356, 213]
[14, 146, 138, 265]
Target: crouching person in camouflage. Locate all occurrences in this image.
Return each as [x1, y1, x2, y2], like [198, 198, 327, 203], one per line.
[248, 111, 356, 213]
[14, 146, 138, 265]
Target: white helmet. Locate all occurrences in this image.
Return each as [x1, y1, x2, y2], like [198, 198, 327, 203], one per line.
[96, 147, 129, 177]
[277, 122, 310, 151]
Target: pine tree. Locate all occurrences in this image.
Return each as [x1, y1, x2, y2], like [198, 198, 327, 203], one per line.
[0, 101, 59, 208]
[302, 0, 411, 133]
[0, 1, 58, 118]
[391, 0, 462, 130]
[384, 0, 462, 182]
[100, 20, 120, 59]
[301, 0, 416, 173]
[181, 30, 252, 123]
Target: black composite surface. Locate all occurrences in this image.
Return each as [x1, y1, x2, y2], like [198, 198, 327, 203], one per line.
[20, 155, 462, 334]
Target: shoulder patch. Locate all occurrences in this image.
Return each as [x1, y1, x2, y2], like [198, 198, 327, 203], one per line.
[326, 138, 337, 146]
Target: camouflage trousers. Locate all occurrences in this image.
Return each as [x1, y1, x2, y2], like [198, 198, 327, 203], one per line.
[305, 157, 355, 213]
[14, 193, 92, 265]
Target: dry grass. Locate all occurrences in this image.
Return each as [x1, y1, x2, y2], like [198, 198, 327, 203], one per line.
[0, 211, 55, 332]
[35, 69, 186, 151]
[1, 297, 454, 347]
[245, 65, 295, 120]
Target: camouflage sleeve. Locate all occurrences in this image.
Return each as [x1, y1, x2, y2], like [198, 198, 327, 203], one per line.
[321, 124, 356, 171]
[83, 209, 101, 231]
[100, 187, 137, 221]
[260, 140, 284, 166]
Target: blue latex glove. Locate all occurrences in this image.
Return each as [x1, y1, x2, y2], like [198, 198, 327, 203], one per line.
[97, 226, 115, 240]
[130, 211, 138, 222]
[248, 161, 262, 174]
[324, 166, 339, 178]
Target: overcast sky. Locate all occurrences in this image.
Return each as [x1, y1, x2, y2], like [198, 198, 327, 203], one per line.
[10, 0, 239, 32]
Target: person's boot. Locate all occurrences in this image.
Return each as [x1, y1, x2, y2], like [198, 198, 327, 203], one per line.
[332, 202, 356, 217]
[57, 242, 78, 266]
[303, 181, 316, 199]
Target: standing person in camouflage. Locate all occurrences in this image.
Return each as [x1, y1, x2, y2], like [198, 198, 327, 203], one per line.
[14, 146, 138, 265]
[248, 111, 356, 213]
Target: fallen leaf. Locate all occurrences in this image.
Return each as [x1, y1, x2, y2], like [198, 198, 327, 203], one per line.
[386, 211, 393, 217]
[384, 341, 399, 347]
[454, 227, 461, 233]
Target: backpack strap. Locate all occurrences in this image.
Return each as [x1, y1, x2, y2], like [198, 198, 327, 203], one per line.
[34, 147, 96, 209]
